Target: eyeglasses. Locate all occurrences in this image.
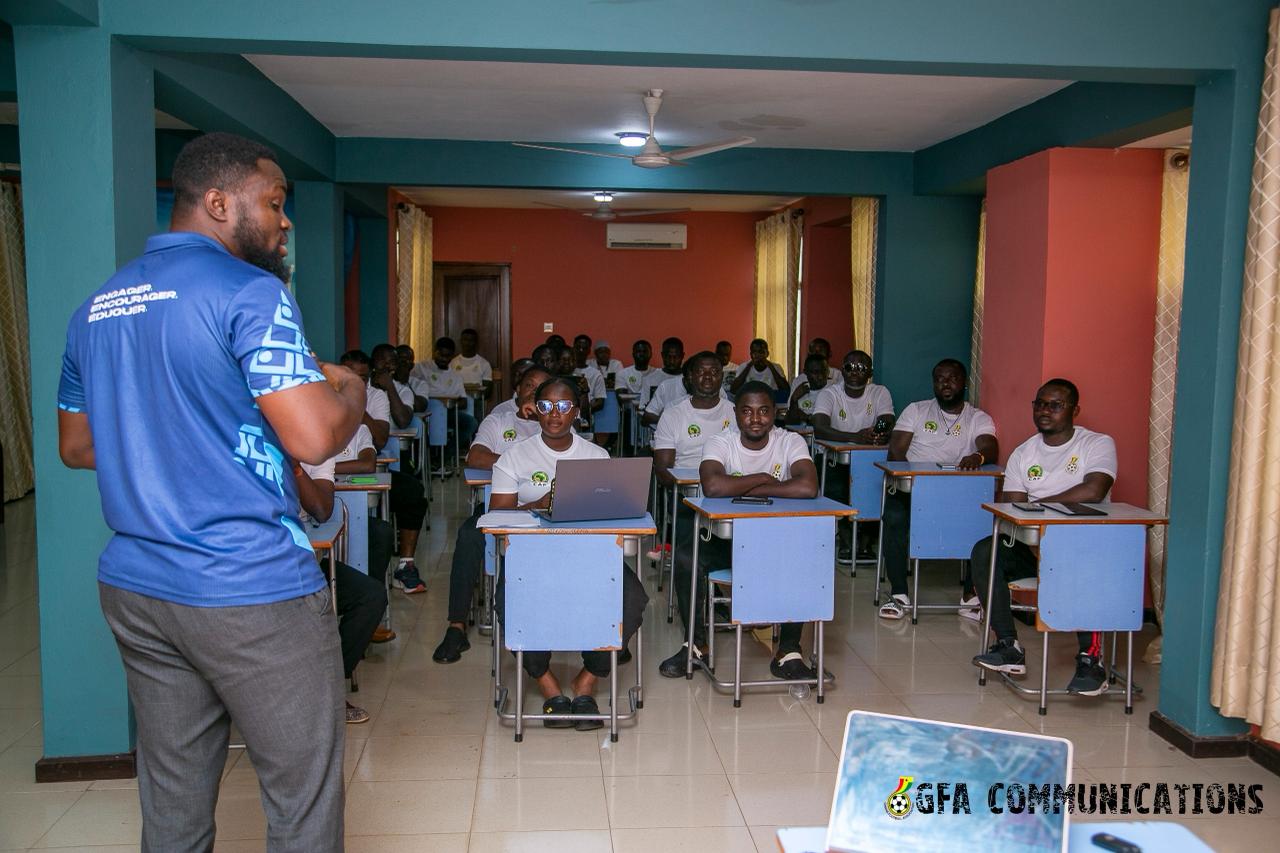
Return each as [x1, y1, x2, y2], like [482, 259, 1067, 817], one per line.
[535, 399, 576, 415]
[842, 362, 872, 373]
[1031, 399, 1068, 412]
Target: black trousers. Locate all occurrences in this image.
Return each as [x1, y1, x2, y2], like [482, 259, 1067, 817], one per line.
[367, 517, 394, 585]
[390, 470, 426, 533]
[447, 505, 486, 624]
[882, 489, 912, 595]
[497, 567, 649, 679]
[970, 535, 1091, 652]
[672, 509, 802, 652]
[334, 561, 386, 678]
[823, 461, 853, 548]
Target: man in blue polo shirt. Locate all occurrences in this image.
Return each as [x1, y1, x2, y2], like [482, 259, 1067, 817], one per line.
[57, 133, 366, 853]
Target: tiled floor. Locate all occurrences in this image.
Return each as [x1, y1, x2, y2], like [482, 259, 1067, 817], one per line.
[0, 485, 1274, 851]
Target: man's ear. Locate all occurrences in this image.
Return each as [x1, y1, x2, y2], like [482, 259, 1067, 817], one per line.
[203, 187, 231, 223]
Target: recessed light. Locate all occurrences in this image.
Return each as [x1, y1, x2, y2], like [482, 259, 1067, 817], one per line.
[616, 132, 647, 148]
[593, 192, 614, 203]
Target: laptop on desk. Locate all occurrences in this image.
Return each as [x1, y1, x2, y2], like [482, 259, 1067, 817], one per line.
[535, 457, 652, 523]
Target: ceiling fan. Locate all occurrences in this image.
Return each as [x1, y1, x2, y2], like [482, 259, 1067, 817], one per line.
[513, 89, 755, 169]
[536, 192, 689, 221]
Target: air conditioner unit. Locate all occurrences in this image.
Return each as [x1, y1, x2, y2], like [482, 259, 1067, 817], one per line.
[605, 222, 687, 250]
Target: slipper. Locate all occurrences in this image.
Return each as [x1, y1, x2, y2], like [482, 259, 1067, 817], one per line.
[878, 594, 910, 621]
[770, 651, 815, 680]
[570, 694, 603, 731]
[541, 695, 574, 728]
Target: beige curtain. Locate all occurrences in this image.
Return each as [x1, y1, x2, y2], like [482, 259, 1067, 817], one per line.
[969, 200, 987, 405]
[395, 204, 433, 355]
[1211, 8, 1280, 740]
[754, 210, 802, 374]
[0, 183, 32, 501]
[850, 197, 879, 355]
[1145, 151, 1190, 663]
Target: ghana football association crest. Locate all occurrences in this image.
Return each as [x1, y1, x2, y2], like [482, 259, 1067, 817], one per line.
[531, 471, 550, 484]
[1066, 454, 1080, 474]
[885, 776, 915, 819]
[865, 401, 873, 415]
[1026, 464, 1044, 482]
[502, 428, 517, 441]
[924, 420, 939, 433]
[770, 463, 783, 479]
[687, 423, 702, 437]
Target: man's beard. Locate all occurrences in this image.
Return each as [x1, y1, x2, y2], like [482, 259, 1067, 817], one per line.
[234, 212, 291, 284]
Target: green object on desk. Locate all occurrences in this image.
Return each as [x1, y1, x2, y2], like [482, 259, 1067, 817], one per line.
[347, 475, 378, 485]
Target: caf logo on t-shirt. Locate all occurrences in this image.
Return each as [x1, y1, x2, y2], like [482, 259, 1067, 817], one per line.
[628, 376, 639, 387]
[924, 420, 938, 433]
[687, 424, 702, 438]
[452, 365, 462, 371]
[770, 463, 783, 480]
[531, 471, 550, 484]
[801, 399, 814, 411]
[1026, 464, 1044, 482]
[839, 408, 847, 419]
[502, 428, 517, 442]
[1066, 455, 1080, 474]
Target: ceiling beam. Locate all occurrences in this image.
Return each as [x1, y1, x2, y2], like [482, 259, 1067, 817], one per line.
[913, 82, 1195, 195]
[0, 0, 97, 27]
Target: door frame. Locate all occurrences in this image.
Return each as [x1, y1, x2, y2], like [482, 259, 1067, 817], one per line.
[432, 262, 513, 399]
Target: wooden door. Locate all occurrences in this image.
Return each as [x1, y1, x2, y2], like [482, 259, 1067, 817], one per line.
[432, 263, 512, 402]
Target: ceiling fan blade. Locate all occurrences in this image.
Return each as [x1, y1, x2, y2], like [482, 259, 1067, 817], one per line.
[512, 142, 633, 160]
[666, 136, 756, 161]
[612, 208, 691, 218]
[533, 201, 587, 212]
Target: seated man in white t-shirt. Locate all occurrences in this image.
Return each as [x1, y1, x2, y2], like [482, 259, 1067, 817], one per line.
[641, 337, 686, 427]
[715, 340, 739, 387]
[784, 353, 833, 426]
[617, 339, 657, 398]
[971, 379, 1118, 696]
[729, 337, 789, 395]
[806, 337, 842, 383]
[413, 336, 478, 464]
[371, 343, 416, 430]
[658, 381, 821, 681]
[431, 363, 549, 664]
[490, 378, 648, 730]
[879, 359, 998, 620]
[394, 345, 428, 413]
[450, 328, 494, 400]
[571, 334, 609, 443]
[592, 340, 624, 388]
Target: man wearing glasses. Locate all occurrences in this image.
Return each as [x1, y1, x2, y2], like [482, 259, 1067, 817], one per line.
[971, 379, 1117, 695]
[812, 350, 896, 562]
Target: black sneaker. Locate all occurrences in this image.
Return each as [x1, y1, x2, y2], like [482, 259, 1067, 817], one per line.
[1067, 653, 1109, 696]
[571, 694, 603, 731]
[658, 643, 703, 678]
[432, 626, 470, 663]
[770, 651, 816, 680]
[836, 543, 854, 565]
[617, 644, 632, 666]
[393, 563, 427, 594]
[972, 639, 1026, 675]
[541, 695, 575, 728]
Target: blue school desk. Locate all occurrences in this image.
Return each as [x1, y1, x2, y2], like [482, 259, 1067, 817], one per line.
[464, 467, 497, 637]
[661, 466, 702, 623]
[335, 472, 392, 629]
[595, 389, 621, 436]
[480, 513, 656, 743]
[305, 504, 347, 615]
[873, 460, 1004, 622]
[978, 502, 1167, 715]
[682, 496, 856, 705]
[817, 441, 890, 574]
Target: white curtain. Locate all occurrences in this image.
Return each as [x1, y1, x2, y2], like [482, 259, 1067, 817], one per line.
[1210, 8, 1280, 740]
[850, 197, 879, 355]
[754, 210, 802, 374]
[395, 204, 433, 355]
[0, 183, 32, 501]
[969, 200, 988, 405]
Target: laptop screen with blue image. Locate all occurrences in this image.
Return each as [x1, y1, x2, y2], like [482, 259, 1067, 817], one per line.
[827, 711, 1072, 853]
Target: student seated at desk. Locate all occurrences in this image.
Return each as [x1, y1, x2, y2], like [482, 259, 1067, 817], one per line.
[371, 342, 416, 431]
[450, 327, 494, 401]
[806, 337, 842, 382]
[971, 379, 1117, 695]
[490, 377, 648, 730]
[293, 446, 392, 724]
[412, 336, 478, 462]
[618, 339, 657, 399]
[571, 334, 608, 443]
[432, 364, 550, 664]
[342, 349, 429, 594]
[659, 382, 820, 681]
[641, 337, 686, 427]
[729, 338, 788, 394]
[592, 341, 624, 387]
[715, 340, 739, 388]
[785, 353, 833, 426]
[394, 344, 429, 413]
[879, 359, 997, 621]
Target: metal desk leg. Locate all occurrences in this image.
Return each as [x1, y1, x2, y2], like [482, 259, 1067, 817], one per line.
[816, 621, 826, 704]
[733, 625, 743, 708]
[609, 650, 619, 742]
[1039, 631, 1050, 716]
[514, 650, 524, 743]
[977, 515, 1001, 686]
[911, 558, 920, 624]
[873, 474, 888, 606]
[665, 485, 678, 620]
[849, 520, 858, 579]
[685, 519, 702, 679]
[453, 405, 461, 475]
[819, 447, 828, 493]
[1125, 632, 1134, 715]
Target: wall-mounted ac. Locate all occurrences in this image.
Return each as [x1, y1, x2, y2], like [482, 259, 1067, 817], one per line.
[605, 222, 687, 250]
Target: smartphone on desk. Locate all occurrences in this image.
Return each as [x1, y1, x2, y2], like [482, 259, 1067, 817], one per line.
[1012, 501, 1044, 512]
[731, 495, 772, 505]
[936, 463, 958, 470]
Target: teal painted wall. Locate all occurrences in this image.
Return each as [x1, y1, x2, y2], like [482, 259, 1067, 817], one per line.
[357, 216, 389, 350]
[293, 181, 345, 361]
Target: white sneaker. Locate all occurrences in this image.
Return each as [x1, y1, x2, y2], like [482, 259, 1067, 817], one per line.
[958, 593, 983, 623]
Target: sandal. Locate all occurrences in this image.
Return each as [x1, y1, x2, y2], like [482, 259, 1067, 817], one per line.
[878, 594, 910, 621]
[770, 651, 815, 681]
[541, 695, 574, 728]
[570, 694, 603, 731]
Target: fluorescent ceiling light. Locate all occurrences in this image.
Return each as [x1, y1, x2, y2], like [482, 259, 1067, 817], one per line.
[593, 192, 614, 203]
[616, 132, 647, 147]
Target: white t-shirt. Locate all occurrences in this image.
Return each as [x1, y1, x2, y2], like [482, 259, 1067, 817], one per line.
[573, 365, 607, 403]
[593, 358, 624, 385]
[701, 427, 812, 481]
[491, 433, 609, 505]
[392, 379, 416, 408]
[792, 386, 824, 418]
[790, 371, 840, 393]
[814, 383, 895, 433]
[618, 364, 657, 397]
[1003, 427, 1117, 502]
[641, 369, 679, 406]
[653, 398, 737, 468]
[365, 384, 390, 424]
[740, 361, 787, 390]
[411, 362, 466, 399]
[491, 397, 518, 418]
[301, 424, 375, 484]
[645, 374, 687, 418]
[472, 409, 541, 455]
[895, 399, 997, 464]
[449, 353, 493, 386]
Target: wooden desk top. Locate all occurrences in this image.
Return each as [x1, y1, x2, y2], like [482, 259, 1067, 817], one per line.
[306, 513, 346, 550]
[668, 466, 701, 485]
[683, 495, 856, 520]
[875, 460, 1003, 477]
[815, 439, 884, 452]
[335, 473, 392, 491]
[464, 467, 493, 485]
[375, 455, 398, 466]
[481, 512, 657, 536]
[983, 501, 1168, 526]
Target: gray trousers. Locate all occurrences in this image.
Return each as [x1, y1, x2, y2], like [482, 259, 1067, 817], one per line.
[99, 582, 346, 853]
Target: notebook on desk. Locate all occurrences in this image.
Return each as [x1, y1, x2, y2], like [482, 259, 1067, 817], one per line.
[826, 711, 1072, 853]
[534, 457, 652, 523]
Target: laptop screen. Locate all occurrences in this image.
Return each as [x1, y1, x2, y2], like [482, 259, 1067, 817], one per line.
[826, 711, 1071, 853]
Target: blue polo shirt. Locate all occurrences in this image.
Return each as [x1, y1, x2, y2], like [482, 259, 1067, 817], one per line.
[58, 232, 328, 606]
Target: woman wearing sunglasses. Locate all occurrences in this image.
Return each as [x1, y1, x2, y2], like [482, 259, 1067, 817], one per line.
[489, 377, 649, 729]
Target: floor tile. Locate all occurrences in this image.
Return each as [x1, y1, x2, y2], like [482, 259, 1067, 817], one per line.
[353, 735, 482, 781]
[711, 727, 837, 774]
[605, 773, 744, 829]
[472, 776, 609, 832]
[469, 829, 613, 853]
[478, 733, 604, 779]
[343, 780, 476, 835]
[0, 789, 83, 849]
[31, 788, 140, 848]
[342, 834, 468, 853]
[612, 826, 757, 853]
[727, 772, 835, 826]
[601, 727, 724, 776]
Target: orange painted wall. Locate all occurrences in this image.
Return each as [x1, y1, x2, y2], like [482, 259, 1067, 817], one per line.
[981, 148, 1162, 505]
[801, 196, 854, 361]
[424, 206, 759, 359]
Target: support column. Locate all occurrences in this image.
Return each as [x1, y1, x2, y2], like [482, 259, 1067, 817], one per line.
[356, 215, 389, 350]
[292, 180, 344, 361]
[15, 25, 155, 770]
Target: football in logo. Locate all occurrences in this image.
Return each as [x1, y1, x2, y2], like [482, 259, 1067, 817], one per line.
[949, 423, 962, 436]
[884, 776, 914, 819]
[531, 471, 550, 485]
[722, 419, 731, 428]
[1066, 454, 1080, 474]
[1026, 464, 1044, 481]
[924, 420, 939, 433]
[687, 424, 702, 437]
[502, 428, 517, 441]
[770, 463, 783, 479]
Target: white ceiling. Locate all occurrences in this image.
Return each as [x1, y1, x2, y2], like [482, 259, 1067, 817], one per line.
[1123, 127, 1192, 149]
[246, 56, 1069, 152]
[395, 186, 801, 212]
